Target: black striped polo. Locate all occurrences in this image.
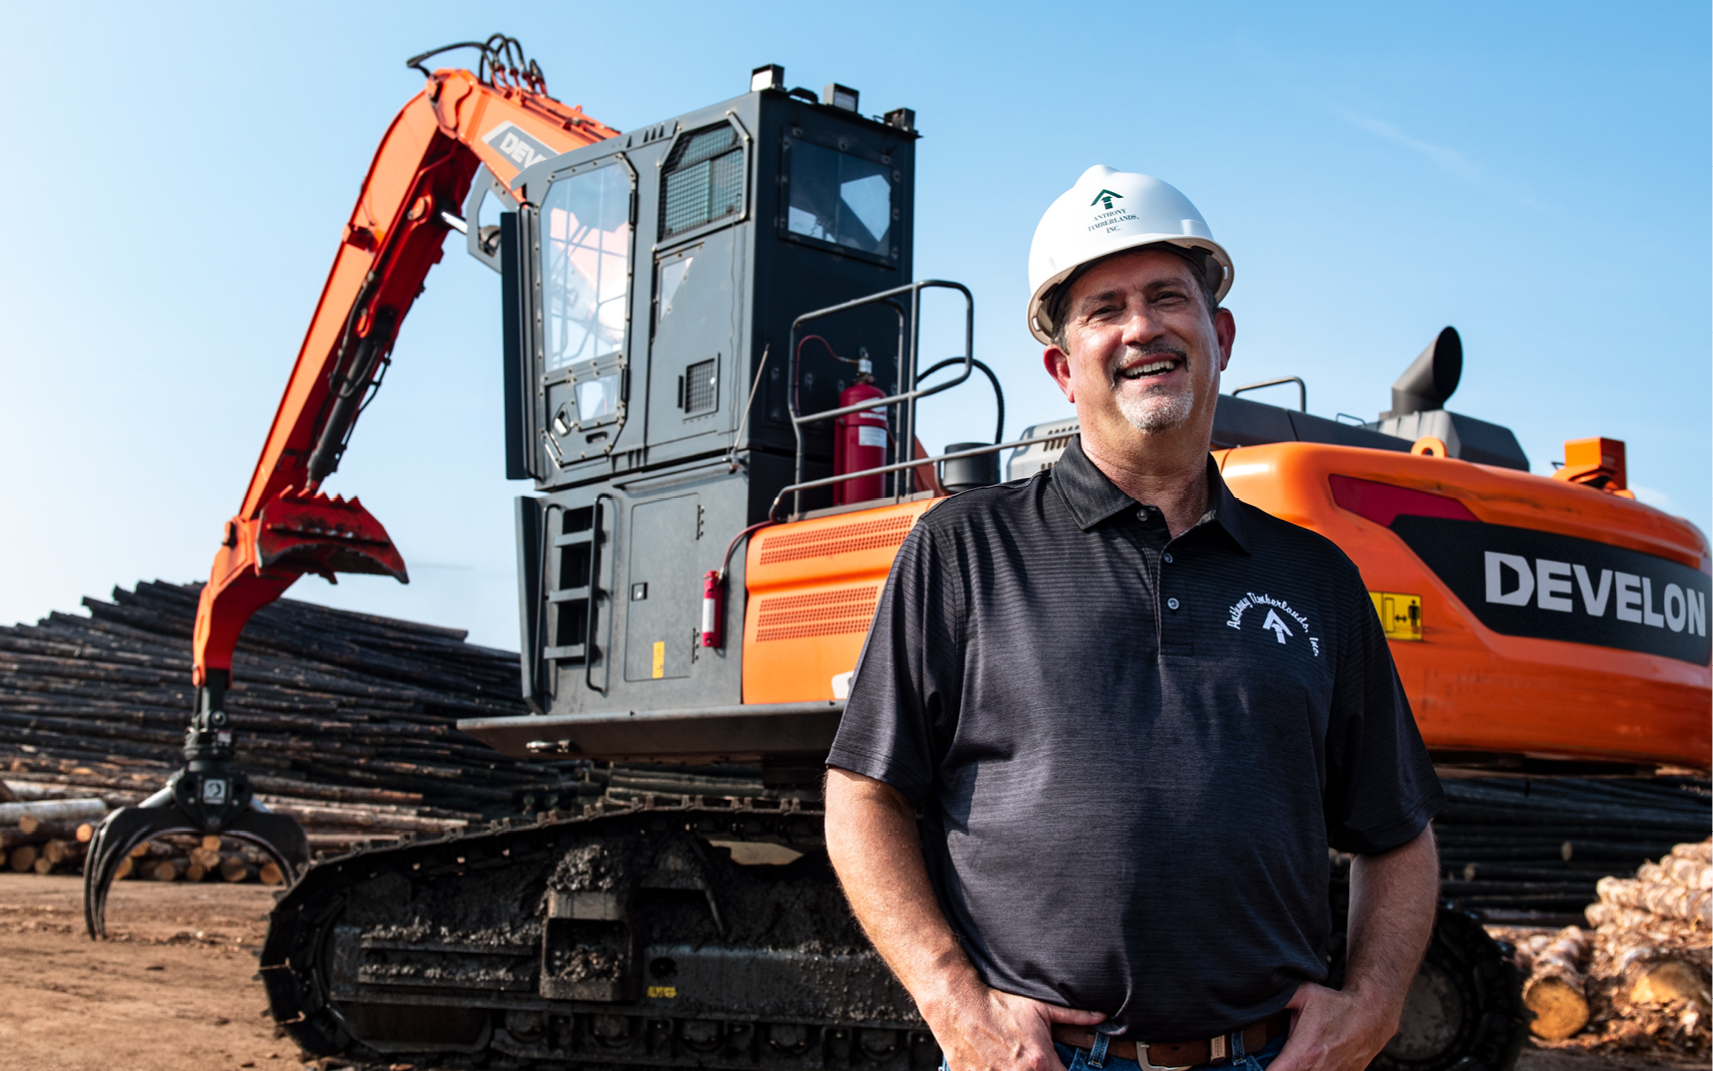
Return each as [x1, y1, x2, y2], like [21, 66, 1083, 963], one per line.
[828, 435, 1443, 1039]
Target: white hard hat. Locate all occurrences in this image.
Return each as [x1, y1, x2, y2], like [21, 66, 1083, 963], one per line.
[1026, 165, 1234, 345]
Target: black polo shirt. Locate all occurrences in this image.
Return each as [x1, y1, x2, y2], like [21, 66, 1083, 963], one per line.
[828, 436, 1443, 1039]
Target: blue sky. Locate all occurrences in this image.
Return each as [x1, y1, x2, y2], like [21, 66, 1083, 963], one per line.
[2, 1, 1707, 649]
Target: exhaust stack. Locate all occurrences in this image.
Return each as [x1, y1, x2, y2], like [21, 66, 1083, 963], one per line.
[1368, 326, 1530, 471]
[1385, 326, 1462, 418]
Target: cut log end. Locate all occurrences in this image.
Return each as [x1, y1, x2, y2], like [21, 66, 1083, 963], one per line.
[258, 862, 284, 886]
[1524, 976, 1592, 1039]
[8, 845, 37, 873]
[1630, 959, 1712, 1009]
[42, 839, 83, 867]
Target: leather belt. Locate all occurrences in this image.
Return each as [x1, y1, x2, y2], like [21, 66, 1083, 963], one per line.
[1051, 1012, 1289, 1070]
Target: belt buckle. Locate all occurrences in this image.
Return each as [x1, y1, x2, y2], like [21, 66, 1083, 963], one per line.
[1136, 1045, 1190, 1071]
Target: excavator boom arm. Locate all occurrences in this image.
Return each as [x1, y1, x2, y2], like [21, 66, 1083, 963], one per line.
[191, 62, 617, 685]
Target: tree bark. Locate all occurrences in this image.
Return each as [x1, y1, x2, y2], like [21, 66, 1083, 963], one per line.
[0, 798, 106, 826]
[1523, 926, 1591, 1039]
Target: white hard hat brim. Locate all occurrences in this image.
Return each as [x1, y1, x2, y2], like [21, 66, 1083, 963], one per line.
[1027, 234, 1233, 346]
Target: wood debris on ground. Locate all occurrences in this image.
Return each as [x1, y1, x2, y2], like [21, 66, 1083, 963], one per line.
[1492, 837, 1712, 1061]
[0, 580, 596, 881]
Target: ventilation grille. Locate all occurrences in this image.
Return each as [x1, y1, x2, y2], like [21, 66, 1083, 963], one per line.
[757, 513, 918, 566]
[755, 585, 880, 642]
[662, 124, 743, 238]
[684, 358, 717, 413]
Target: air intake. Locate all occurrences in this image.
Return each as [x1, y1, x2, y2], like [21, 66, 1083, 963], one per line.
[661, 123, 744, 239]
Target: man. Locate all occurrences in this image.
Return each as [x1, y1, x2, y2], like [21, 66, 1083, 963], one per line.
[824, 166, 1444, 1071]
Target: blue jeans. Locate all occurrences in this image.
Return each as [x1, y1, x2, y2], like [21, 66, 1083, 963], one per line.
[941, 1033, 1286, 1071]
[1052, 1033, 1285, 1071]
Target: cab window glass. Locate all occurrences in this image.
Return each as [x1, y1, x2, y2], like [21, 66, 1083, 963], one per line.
[541, 163, 632, 372]
[577, 375, 620, 422]
[787, 142, 892, 256]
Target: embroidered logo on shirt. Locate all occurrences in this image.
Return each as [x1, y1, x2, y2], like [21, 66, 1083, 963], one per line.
[1226, 592, 1320, 656]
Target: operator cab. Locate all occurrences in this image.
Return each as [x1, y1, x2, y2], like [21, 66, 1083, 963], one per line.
[470, 65, 987, 726]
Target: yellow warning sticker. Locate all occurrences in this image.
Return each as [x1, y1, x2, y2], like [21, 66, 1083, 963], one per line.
[647, 985, 677, 999]
[1370, 592, 1423, 641]
[651, 641, 665, 678]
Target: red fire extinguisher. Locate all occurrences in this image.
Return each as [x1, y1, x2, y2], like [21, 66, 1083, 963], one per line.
[834, 358, 888, 505]
[700, 569, 723, 648]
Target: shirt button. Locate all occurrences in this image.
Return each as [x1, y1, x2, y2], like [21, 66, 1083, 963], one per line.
[1136, 508, 1149, 521]
[1167, 597, 1180, 610]
[1163, 552, 1174, 564]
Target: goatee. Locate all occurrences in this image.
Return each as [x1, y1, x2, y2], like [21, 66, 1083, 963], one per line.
[1116, 389, 1194, 432]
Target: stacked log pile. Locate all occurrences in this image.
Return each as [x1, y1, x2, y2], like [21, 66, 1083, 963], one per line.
[1436, 775, 1711, 923]
[0, 580, 590, 876]
[1504, 839, 1710, 1059]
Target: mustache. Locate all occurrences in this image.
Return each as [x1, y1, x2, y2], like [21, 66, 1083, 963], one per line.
[1109, 341, 1190, 383]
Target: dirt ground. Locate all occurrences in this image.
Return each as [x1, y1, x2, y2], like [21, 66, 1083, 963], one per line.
[0, 873, 1696, 1071]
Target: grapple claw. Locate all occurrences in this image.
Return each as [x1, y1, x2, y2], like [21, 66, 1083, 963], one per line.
[256, 485, 408, 583]
[83, 772, 310, 939]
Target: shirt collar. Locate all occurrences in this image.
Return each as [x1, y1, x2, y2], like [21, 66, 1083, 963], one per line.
[1049, 435, 1252, 554]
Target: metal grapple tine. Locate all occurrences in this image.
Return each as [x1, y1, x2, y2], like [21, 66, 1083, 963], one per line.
[83, 798, 312, 939]
[223, 806, 312, 883]
[83, 797, 199, 939]
[85, 670, 311, 940]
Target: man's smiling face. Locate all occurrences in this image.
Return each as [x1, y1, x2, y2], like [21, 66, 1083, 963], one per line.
[1044, 247, 1235, 459]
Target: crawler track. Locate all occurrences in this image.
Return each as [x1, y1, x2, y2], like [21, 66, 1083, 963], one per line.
[260, 794, 938, 1069]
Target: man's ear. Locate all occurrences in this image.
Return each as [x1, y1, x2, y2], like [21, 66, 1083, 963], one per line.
[1043, 345, 1076, 402]
[1214, 308, 1236, 373]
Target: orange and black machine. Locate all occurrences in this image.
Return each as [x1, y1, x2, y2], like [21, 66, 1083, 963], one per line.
[86, 38, 1710, 936]
[466, 322, 1711, 780]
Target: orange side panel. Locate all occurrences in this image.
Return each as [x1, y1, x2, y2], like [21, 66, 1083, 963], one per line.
[743, 445, 1708, 770]
[742, 500, 940, 703]
[1214, 444, 1711, 770]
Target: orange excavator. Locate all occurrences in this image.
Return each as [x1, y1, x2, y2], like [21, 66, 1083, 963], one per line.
[84, 36, 1707, 1071]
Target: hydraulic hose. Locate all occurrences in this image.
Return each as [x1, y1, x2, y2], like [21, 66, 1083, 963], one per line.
[919, 357, 1005, 444]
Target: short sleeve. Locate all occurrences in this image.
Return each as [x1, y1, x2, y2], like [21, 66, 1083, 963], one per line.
[825, 521, 963, 806]
[1323, 578, 1446, 855]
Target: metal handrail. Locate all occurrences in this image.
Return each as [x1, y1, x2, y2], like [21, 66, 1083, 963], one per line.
[768, 431, 1065, 521]
[786, 280, 975, 514]
[1230, 375, 1307, 412]
[584, 493, 613, 696]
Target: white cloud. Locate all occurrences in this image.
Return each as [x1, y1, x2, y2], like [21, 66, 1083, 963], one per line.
[1334, 109, 1544, 209]
[1339, 111, 1484, 184]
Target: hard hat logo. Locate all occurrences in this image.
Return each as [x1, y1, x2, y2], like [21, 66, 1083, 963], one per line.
[1027, 165, 1235, 344]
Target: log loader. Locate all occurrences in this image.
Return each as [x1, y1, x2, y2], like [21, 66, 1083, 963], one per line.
[83, 35, 1710, 1071]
